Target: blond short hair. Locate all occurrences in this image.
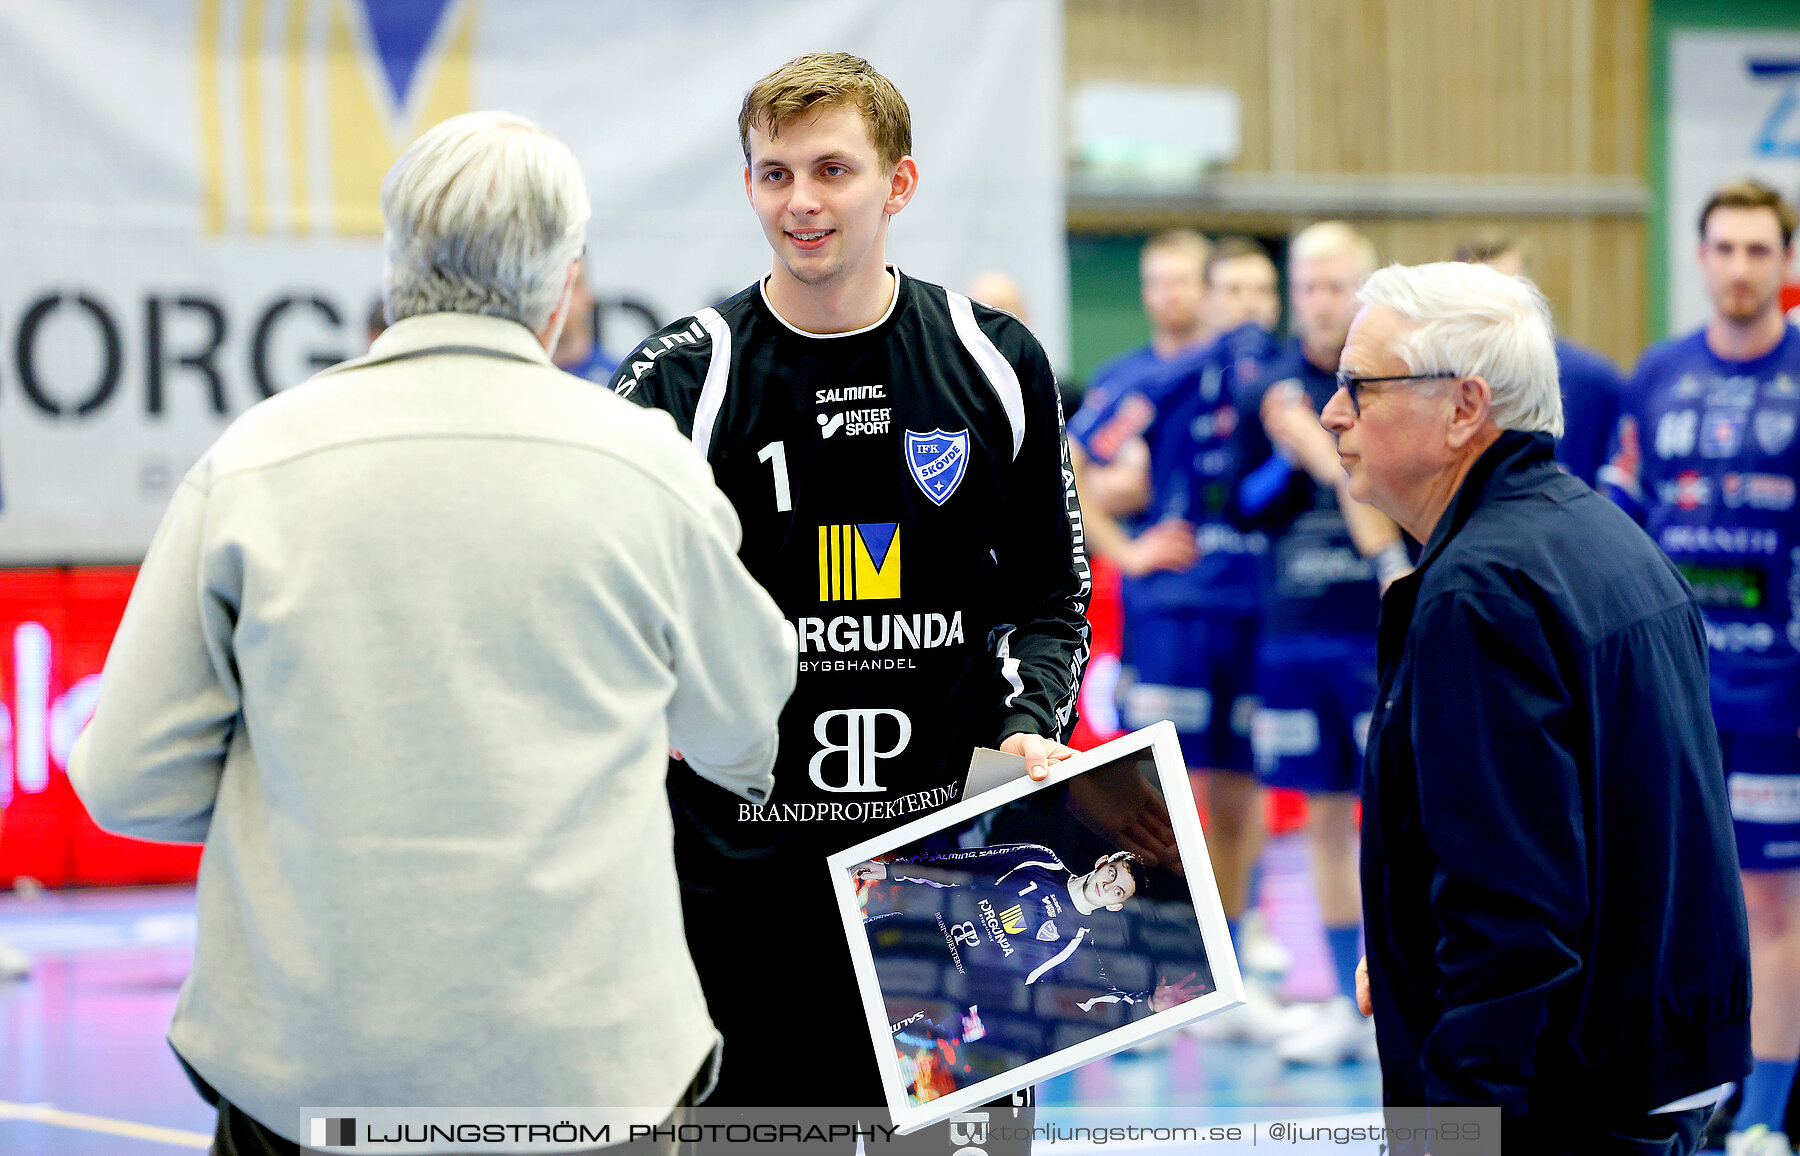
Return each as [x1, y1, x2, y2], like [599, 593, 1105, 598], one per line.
[738, 52, 912, 169]
[1290, 221, 1378, 279]
[1141, 229, 1211, 274]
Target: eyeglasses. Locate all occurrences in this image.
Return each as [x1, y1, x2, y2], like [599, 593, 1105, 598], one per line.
[1334, 371, 1463, 417]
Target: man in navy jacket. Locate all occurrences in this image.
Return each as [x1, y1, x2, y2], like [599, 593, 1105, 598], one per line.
[1320, 261, 1749, 1154]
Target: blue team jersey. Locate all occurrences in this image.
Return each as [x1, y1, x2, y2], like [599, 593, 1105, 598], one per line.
[1555, 340, 1624, 487]
[561, 341, 618, 385]
[867, 843, 1149, 1005]
[1084, 344, 1170, 401]
[1229, 341, 1381, 638]
[1603, 325, 1800, 731]
[1068, 323, 1278, 617]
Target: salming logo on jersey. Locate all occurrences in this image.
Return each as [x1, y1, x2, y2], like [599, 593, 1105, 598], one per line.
[890, 1010, 927, 1034]
[818, 523, 901, 601]
[612, 319, 708, 399]
[817, 385, 888, 404]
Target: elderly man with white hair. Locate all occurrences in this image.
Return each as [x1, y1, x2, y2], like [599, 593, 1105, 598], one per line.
[1329, 262, 1749, 1154]
[70, 111, 796, 1154]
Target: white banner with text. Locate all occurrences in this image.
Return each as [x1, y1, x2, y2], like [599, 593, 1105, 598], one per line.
[0, 0, 1065, 561]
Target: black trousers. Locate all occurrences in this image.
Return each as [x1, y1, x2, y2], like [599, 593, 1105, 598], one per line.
[1554, 1107, 1713, 1156]
[211, 1099, 297, 1156]
[1386, 1105, 1712, 1156]
[197, 1063, 704, 1156]
[679, 857, 1035, 1155]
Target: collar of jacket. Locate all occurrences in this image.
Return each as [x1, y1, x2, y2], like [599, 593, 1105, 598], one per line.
[1374, 429, 1558, 669]
[1412, 428, 1560, 575]
[328, 312, 554, 377]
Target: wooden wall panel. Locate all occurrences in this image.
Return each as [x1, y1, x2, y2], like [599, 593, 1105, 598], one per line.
[1066, 0, 1275, 171]
[1064, 0, 1653, 366]
[1355, 217, 1646, 368]
[1593, 0, 1648, 177]
[1295, 0, 1392, 173]
[1066, 0, 1646, 178]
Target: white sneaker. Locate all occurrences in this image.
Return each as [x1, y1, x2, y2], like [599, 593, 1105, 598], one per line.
[1190, 975, 1311, 1044]
[1274, 996, 1377, 1066]
[1270, 998, 1330, 1037]
[1239, 909, 1293, 979]
[0, 936, 29, 980]
[1726, 1125, 1793, 1156]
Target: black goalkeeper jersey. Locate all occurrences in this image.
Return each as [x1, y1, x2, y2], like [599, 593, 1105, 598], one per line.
[614, 271, 1091, 869]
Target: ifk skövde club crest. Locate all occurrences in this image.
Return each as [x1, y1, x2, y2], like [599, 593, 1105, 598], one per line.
[905, 429, 969, 505]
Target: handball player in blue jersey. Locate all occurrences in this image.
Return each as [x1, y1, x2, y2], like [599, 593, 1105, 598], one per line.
[1072, 231, 1213, 518]
[1603, 178, 1800, 1156]
[1228, 222, 1408, 1066]
[1069, 237, 1281, 986]
[1083, 232, 1214, 406]
[1454, 238, 1623, 487]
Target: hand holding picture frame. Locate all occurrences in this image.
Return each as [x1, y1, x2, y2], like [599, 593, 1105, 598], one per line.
[826, 721, 1245, 1134]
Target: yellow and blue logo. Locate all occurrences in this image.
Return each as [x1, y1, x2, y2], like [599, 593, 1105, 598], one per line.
[196, 0, 478, 236]
[818, 523, 901, 602]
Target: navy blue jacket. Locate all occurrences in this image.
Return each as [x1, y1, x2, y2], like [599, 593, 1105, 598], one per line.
[1362, 431, 1749, 1143]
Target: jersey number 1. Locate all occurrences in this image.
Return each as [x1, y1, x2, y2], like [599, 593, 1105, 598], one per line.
[757, 441, 792, 512]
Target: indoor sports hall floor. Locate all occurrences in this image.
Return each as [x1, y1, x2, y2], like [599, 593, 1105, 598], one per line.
[0, 834, 1384, 1155]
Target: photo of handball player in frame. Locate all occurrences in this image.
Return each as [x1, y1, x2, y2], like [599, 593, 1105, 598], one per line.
[827, 721, 1245, 1134]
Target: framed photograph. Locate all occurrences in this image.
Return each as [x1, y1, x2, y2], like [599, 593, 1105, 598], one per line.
[826, 721, 1244, 1135]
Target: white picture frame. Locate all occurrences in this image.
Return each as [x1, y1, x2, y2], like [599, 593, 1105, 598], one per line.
[826, 721, 1245, 1135]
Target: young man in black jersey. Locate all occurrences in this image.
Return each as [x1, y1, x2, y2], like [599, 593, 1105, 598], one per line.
[610, 53, 1093, 1136]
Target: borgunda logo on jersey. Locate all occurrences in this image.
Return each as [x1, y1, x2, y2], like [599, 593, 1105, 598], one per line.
[818, 523, 901, 601]
[906, 429, 969, 505]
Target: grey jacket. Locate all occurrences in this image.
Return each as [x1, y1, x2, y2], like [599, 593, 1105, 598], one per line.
[71, 312, 796, 1141]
